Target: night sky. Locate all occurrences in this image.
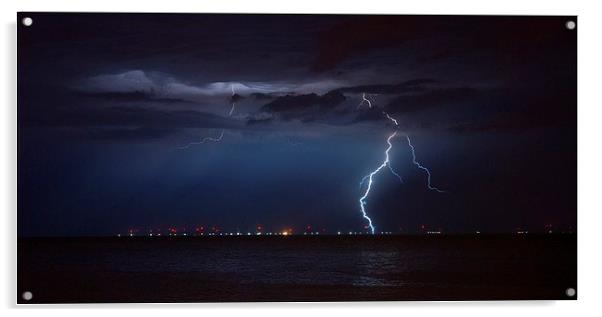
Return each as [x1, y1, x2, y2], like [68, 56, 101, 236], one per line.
[18, 13, 576, 236]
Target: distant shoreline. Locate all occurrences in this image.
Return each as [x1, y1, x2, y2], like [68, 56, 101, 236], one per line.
[17, 232, 576, 240]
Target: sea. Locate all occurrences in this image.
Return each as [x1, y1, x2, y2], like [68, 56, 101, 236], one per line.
[17, 234, 576, 303]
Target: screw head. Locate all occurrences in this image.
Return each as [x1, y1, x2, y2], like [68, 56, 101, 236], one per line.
[566, 287, 576, 297]
[22, 291, 33, 301]
[566, 20, 576, 30]
[22, 17, 33, 27]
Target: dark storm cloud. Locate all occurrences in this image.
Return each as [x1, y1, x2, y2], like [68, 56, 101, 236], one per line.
[250, 78, 473, 126]
[20, 70, 257, 141]
[250, 79, 570, 134]
[384, 87, 479, 114]
[24, 105, 241, 137]
[75, 91, 192, 105]
[75, 70, 252, 101]
[352, 107, 388, 124]
[19, 13, 343, 88]
[333, 78, 439, 95]
[250, 92, 276, 100]
[24, 14, 575, 135]
[230, 94, 244, 103]
[20, 83, 242, 140]
[246, 115, 275, 126]
[259, 91, 346, 121]
[250, 80, 481, 127]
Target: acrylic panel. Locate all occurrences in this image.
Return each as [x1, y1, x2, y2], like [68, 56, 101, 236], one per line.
[17, 13, 577, 303]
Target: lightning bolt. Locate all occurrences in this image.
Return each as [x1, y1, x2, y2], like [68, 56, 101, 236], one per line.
[360, 164, 403, 189]
[358, 111, 404, 234]
[359, 131, 397, 234]
[405, 134, 445, 193]
[175, 83, 237, 150]
[359, 111, 403, 189]
[228, 84, 236, 116]
[174, 130, 224, 150]
[357, 92, 374, 109]
[384, 112, 398, 125]
[357, 94, 444, 233]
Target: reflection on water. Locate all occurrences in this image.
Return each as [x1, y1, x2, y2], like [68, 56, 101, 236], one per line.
[19, 235, 576, 294]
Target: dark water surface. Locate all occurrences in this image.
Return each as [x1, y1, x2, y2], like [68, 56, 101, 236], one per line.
[18, 235, 576, 303]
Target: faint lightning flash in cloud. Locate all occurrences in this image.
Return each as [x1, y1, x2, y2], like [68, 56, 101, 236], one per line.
[174, 84, 238, 150]
[357, 94, 444, 233]
[384, 112, 398, 125]
[174, 130, 224, 150]
[357, 93, 374, 109]
[228, 85, 236, 116]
